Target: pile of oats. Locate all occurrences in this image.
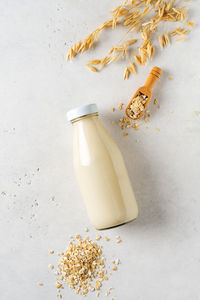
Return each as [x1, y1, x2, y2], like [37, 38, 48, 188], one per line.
[56, 236, 105, 296]
[67, 0, 194, 79]
[49, 234, 123, 298]
[127, 93, 148, 119]
[44, 234, 123, 299]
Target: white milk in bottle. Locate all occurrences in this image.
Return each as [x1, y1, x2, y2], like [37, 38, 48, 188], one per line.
[67, 104, 138, 229]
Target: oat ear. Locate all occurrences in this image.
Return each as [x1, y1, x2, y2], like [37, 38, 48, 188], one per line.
[67, 1, 192, 78]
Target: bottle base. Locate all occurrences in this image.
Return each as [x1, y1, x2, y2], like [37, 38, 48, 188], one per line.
[94, 216, 137, 230]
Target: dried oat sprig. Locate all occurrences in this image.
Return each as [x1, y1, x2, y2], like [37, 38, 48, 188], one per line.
[67, 0, 194, 78]
[67, 20, 114, 60]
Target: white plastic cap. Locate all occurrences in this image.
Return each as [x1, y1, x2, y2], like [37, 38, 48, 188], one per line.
[66, 104, 98, 122]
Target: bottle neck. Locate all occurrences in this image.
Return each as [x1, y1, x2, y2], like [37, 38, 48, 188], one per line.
[71, 112, 98, 124]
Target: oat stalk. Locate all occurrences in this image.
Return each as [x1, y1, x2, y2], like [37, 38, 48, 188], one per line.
[67, 0, 194, 78]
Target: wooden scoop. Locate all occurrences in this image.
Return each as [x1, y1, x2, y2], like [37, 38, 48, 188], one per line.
[125, 66, 162, 120]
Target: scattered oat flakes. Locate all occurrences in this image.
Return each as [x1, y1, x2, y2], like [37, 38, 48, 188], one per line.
[38, 282, 43, 286]
[135, 124, 139, 131]
[89, 286, 95, 292]
[124, 132, 129, 136]
[156, 128, 160, 131]
[105, 236, 110, 241]
[95, 280, 102, 290]
[112, 259, 120, 265]
[96, 234, 101, 241]
[118, 103, 123, 110]
[116, 236, 122, 243]
[75, 234, 81, 239]
[56, 282, 63, 289]
[145, 119, 149, 123]
[75, 287, 80, 294]
[187, 20, 195, 27]
[84, 227, 89, 232]
[112, 266, 117, 271]
[154, 99, 158, 104]
[194, 110, 200, 115]
[158, 104, 162, 109]
[169, 77, 173, 80]
[49, 250, 54, 254]
[105, 287, 112, 296]
[48, 264, 54, 270]
[110, 107, 115, 112]
[57, 294, 62, 298]
[81, 289, 89, 295]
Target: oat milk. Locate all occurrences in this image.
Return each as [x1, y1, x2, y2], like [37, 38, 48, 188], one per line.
[67, 104, 138, 229]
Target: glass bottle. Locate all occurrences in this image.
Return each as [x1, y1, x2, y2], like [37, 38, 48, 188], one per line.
[67, 104, 138, 229]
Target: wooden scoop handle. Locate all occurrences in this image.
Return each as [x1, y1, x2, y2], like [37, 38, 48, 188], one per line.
[144, 67, 162, 91]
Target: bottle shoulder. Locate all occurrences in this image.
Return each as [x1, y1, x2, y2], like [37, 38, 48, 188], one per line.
[73, 117, 122, 160]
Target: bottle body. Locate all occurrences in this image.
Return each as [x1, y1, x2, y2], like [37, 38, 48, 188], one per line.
[73, 114, 138, 229]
